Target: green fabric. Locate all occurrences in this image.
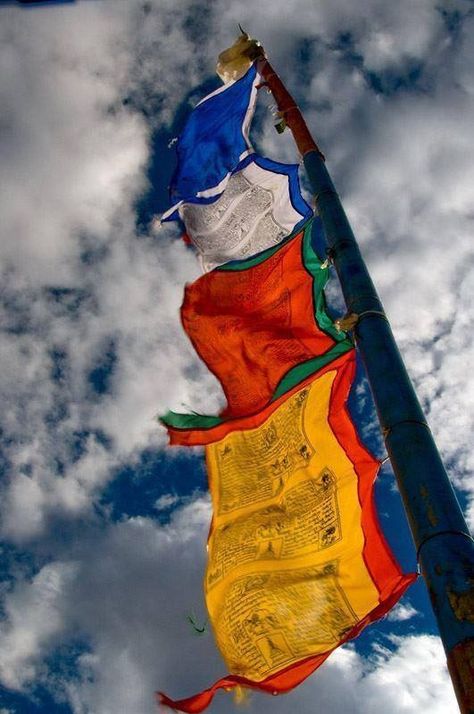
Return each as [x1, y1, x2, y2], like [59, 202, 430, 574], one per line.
[161, 411, 222, 430]
[273, 339, 353, 399]
[216, 219, 312, 272]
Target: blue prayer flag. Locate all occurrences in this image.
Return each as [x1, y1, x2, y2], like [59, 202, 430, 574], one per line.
[160, 62, 313, 272]
[162, 64, 259, 221]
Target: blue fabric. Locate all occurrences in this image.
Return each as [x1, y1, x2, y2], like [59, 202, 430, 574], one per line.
[167, 64, 258, 210]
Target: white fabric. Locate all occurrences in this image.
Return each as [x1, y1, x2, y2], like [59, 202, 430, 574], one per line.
[179, 162, 304, 272]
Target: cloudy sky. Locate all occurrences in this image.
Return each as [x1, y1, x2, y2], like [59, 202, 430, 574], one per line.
[0, 0, 473, 712]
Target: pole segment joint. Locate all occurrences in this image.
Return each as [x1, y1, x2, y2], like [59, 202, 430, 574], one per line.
[416, 530, 474, 561]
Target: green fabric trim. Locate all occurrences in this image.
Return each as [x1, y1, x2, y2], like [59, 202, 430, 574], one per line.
[272, 339, 353, 399]
[160, 411, 223, 430]
[161, 338, 353, 432]
[217, 218, 313, 272]
[301, 221, 347, 343]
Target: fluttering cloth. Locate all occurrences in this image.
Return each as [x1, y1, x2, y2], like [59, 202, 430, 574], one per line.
[161, 220, 353, 445]
[162, 64, 260, 221]
[178, 155, 312, 272]
[161, 63, 312, 272]
[158, 358, 416, 712]
[158, 61, 415, 713]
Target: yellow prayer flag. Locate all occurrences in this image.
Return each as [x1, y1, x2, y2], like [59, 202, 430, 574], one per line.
[158, 360, 415, 713]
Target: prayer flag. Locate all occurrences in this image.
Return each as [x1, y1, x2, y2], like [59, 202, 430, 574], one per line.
[160, 63, 312, 271]
[159, 42, 416, 714]
[178, 155, 312, 272]
[162, 64, 260, 221]
[161, 220, 354, 445]
[158, 358, 416, 712]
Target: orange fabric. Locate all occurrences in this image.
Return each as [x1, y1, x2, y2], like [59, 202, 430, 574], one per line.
[167, 351, 353, 446]
[327, 360, 405, 600]
[181, 229, 335, 419]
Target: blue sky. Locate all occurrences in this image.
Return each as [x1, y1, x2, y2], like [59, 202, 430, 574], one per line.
[0, 1, 473, 712]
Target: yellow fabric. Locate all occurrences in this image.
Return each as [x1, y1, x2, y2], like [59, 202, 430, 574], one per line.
[204, 370, 380, 681]
[216, 34, 263, 83]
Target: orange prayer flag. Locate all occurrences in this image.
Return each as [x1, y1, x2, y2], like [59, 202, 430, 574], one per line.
[161, 220, 353, 445]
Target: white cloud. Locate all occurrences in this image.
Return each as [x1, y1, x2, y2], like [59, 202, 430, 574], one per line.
[0, 6, 147, 285]
[0, 497, 457, 714]
[354, 0, 444, 72]
[0, 1, 225, 540]
[386, 601, 420, 622]
[0, 1, 472, 713]
[154, 493, 180, 511]
[0, 498, 214, 713]
[0, 561, 78, 690]
[357, 635, 457, 713]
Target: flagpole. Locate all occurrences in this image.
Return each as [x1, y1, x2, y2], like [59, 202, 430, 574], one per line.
[256, 54, 474, 713]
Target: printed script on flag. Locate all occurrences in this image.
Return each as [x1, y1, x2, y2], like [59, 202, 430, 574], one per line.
[180, 155, 312, 272]
[158, 359, 416, 713]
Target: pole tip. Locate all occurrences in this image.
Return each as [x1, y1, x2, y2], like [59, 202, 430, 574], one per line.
[217, 32, 264, 83]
